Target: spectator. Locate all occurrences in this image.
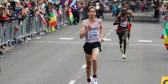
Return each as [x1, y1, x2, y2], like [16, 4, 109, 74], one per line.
[153, 0, 160, 20]
[83, 1, 89, 20]
[100, 1, 104, 18]
[147, 1, 151, 12]
[71, 2, 78, 25]
[141, 2, 145, 15]
[0, 3, 19, 45]
[27, 0, 32, 8]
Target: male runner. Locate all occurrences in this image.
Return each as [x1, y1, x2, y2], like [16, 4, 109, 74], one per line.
[116, 2, 122, 17]
[114, 8, 130, 59]
[125, 5, 134, 45]
[80, 6, 104, 84]
[112, 3, 117, 18]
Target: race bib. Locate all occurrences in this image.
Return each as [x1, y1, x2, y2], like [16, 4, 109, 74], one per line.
[118, 5, 121, 8]
[120, 20, 127, 27]
[88, 30, 99, 39]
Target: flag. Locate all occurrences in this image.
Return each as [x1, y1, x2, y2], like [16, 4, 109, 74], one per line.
[55, 0, 60, 4]
[70, 0, 76, 6]
[60, 0, 65, 5]
[161, 30, 165, 39]
[49, 13, 57, 27]
[58, 10, 62, 15]
[59, 5, 63, 9]
[64, 0, 69, 5]
[79, 8, 83, 12]
[53, 9, 58, 17]
[68, 0, 73, 6]
[52, 0, 57, 3]
[40, 14, 46, 25]
[162, 22, 168, 50]
[68, 9, 75, 25]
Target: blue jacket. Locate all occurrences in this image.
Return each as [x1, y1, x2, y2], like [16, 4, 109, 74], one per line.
[72, 4, 77, 12]
[9, 6, 21, 18]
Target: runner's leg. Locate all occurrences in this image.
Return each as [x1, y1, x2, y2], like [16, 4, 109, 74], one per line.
[118, 34, 123, 48]
[128, 30, 130, 40]
[122, 31, 128, 54]
[85, 53, 92, 81]
[92, 48, 100, 77]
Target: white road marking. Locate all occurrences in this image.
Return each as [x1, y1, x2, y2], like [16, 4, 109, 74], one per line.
[113, 25, 117, 29]
[104, 38, 111, 41]
[30, 41, 164, 46]
[162, 46, 165, 49]
[107, 33, 110, 35]
[32, 37, 41, 39]
[81, 65, 86, 68]
[1, 56, 3, 57]
[138, 40, 152, 42]
[111, 30, 113, 31]
[99, 38, 111, 41]
[59, 38, 74, 40]
[69, 80, 75, 84]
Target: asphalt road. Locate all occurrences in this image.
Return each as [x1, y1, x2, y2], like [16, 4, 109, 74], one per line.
[0, 12, 168, 84]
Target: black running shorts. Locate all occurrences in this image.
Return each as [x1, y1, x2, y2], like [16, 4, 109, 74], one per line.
[116, 29, 128, 35]
[83, 42, 102, 55]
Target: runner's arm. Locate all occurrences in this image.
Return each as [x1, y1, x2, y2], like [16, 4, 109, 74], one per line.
[99, 19, 103, 36]
[80, 20, 89, 39]
[113, 16, 119, 25]
[127, 15, 131, 26]
[114, 16, 125, 25]
[130, 10, 134, 18]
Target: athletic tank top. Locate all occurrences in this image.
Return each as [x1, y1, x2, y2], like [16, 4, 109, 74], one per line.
[117, 3, 121, 8]
[113, 5, 116, 10]
[85, 19, 100, 43]
[126, 9, 132, 22]
[119, 14, 128, 27]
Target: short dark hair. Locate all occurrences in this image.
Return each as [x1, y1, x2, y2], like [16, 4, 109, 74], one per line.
[87, 6, 96, 13]
[11, 1, 16, 7]
[31, 1, 35, 7]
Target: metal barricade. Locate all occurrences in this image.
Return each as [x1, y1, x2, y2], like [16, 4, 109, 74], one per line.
[22, 19, 27, 37]
[0, 23, 5, 45]
[14, 20, 19, 40]
[26, 17, 31, 36]
[0, 10, 79, 49]
[79, 13, 83, 23]
[4, 22, 12, 45]
[158, 11, 168, 28]
[65, 11, 69, 24]
[63, 11, 66, 26]
[57, 14, 63, 28]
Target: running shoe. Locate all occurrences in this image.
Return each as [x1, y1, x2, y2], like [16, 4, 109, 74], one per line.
[0, 50, 3, 54]
[120, 48, 124, 53]
[27, 37, 31, 41]
[12, 42, 18, 45]
[41, 32, 45, 35]
[92, 78, 98, 84]
[88, 82, 92, 84]
[7, 46, 10, 48]
[88, 77, 93, 84]
[39, 32, 42, 35]
[123, 54, 126, 59]
[127, 41, 130, 45]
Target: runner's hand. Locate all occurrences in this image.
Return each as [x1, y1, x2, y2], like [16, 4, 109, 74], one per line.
[5, 18, 10, 21]
[87, 23, 92, 30]
[101, 37, 104, 42]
